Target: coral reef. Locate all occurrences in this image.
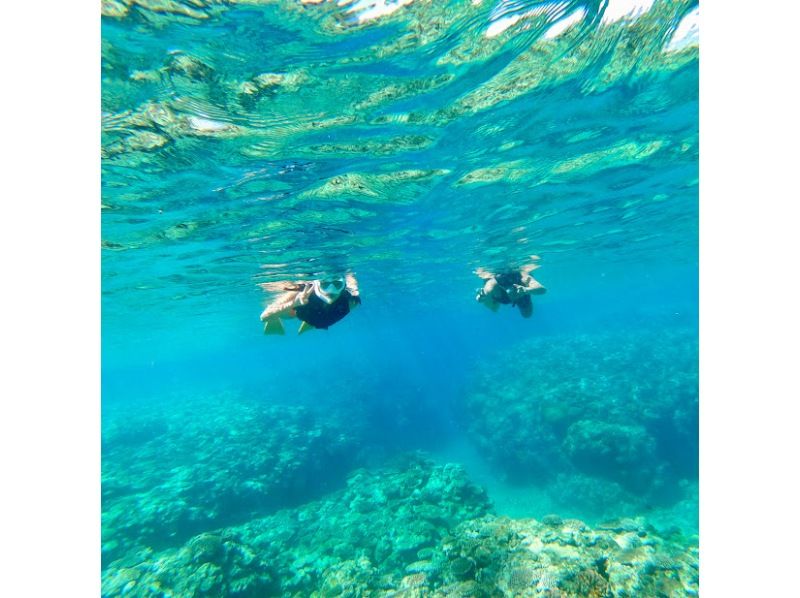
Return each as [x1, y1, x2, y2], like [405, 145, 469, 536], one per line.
[462, 326, 698, 519]
[439, 515, 698, 597]
[102, 457, 698, 597]
[102, 455, 492, 596]
[563, 420, 657, 492]
[102, 393, 368, 565]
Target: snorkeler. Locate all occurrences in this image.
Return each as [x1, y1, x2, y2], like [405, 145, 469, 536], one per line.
[475, 258, 546, 318]
[259, 273, 361, 335]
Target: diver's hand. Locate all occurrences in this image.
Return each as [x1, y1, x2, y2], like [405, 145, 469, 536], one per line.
[345, 272, 359, 296]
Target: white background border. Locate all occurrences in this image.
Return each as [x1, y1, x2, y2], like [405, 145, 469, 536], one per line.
[2, 1, 100, 592]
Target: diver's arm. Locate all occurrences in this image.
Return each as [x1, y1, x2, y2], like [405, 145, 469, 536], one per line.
[295, 284, 315, 305]
[520, 264, 540, 276]
[476, 278, 501, 311]
[475, 278, 497, 302]
[475, 267, 495, 280]
[260, 280, 299, 294]
[519, 255, 541, 275]
[345, 272, 359, 296]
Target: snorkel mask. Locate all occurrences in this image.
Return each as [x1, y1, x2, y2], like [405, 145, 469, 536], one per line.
[313, 277, 345, 304]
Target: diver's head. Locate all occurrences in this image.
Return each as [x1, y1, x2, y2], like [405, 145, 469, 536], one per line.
[313, 277, 346, 304]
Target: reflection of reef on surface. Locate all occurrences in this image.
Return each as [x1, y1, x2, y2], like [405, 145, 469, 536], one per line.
[101, 393, 368, 565]
[101, 0, 698, 165]
[462, 325, 698, 521]
[101, 0, 699, 308]
[102, 455, 698, 597]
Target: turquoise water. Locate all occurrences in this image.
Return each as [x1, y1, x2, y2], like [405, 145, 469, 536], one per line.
[102, 0, 698, 595]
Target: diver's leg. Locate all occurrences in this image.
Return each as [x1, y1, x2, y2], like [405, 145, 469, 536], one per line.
[517, 295, 533, 318]
[529, 281, 546, 295]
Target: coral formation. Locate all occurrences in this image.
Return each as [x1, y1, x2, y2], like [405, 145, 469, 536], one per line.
[563, 420, 657, 492]
[102, 455, 491, 596]
[102, 457, 698, 597]
[462, 325, 698, 519]
[101, 326, 699, 591]
[102, 393, 367, 565]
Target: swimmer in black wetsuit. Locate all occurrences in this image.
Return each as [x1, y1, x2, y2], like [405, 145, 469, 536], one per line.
[475, 258, 546, 318]
[259, 273, 361, 335]
[294, 277, 361, 331]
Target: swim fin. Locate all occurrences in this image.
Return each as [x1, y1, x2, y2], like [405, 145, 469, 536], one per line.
[298, 321, 315, 335]
[263, 316, 286, 335]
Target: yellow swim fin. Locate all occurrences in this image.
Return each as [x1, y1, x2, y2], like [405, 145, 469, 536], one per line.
[298, 321, 315, 335]
[263, 317, 286, 336]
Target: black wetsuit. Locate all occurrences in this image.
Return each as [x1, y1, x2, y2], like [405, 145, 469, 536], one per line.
[295, 289, 359, 329]
[492, 272, 533, 313]
[493, 272, 523, 304]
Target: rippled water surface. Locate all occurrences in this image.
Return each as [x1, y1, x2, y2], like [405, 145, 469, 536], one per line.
[103, 0, 697, 346]
[102, 0, 699, 594]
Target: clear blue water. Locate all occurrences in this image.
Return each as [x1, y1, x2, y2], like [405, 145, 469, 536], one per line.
[102, 0, 698, 594]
